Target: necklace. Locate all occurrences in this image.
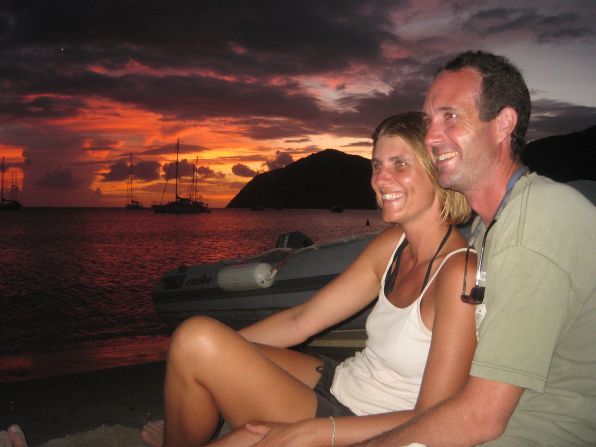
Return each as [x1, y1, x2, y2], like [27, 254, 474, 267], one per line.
[469, 165, 529, 245]
[463, 165, 529, 303]
[384, 224, 453, 296]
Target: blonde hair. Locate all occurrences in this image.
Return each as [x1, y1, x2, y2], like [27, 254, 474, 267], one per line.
[371, 112, 471, 225]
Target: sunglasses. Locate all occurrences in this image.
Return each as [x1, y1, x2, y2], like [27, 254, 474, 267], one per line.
[461, 220, 496, 304]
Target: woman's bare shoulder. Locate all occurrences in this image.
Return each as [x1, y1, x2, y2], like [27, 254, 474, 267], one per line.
[353, 225, 404, 277]
[372, 225, 404, 244]
[432, 246, 477, 304]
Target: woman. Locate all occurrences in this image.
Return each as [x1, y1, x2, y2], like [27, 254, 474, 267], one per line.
[142, 112, 478, 447]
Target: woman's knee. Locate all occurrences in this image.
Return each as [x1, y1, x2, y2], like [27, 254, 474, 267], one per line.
[169, 316, 230, 360]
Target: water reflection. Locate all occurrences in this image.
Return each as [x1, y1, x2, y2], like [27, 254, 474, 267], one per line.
[0, 207, 388, 380]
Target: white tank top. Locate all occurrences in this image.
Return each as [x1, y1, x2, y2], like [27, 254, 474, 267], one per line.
[330, 234, 467, 415]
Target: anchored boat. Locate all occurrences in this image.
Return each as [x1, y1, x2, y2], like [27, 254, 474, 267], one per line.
[125, 152, 144, 210]
[152, 231, 378, 332]
[1, 156, 22, 211]
[152, 139, 210, 214]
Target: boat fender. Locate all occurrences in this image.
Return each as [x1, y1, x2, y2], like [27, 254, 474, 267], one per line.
[217, 262, 277, 291]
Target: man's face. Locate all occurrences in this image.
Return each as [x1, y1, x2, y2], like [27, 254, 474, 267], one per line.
[423, 68, 498, 195]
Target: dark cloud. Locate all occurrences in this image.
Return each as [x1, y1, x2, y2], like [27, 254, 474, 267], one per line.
[1, 122, 89, 163]
[3, 0, 399, 75]
[214, 153, 270, 164]
[102, 159, 128, 181]
[527, 99, 596, 141]
[0, 94, 85, 119]
[138, 74, 322, 122]
[327, 77, 429, 138]
[140, 142, 209, 156]
[161, 159, 196, 179]
[197, 166, 225, 180]
[2, 1, 592, 141]
[83, 139, 121, 151]
[161, 159, 225, 180]
[36, 167, 82, 190]
[264, 151, 294, 171]
[102, 158, 160, 182]
[1, 68, 326, 124]
[232, 163, 258, 178]
[134, 160, 161, 181]
[285, 138, 311, 143]
[342, 141, 372, 148]
[463, 7, 595, 44]
[0, 0, 404, 130]
[241, 119, 323, 140]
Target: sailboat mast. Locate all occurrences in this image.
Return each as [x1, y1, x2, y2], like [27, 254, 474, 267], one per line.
[175, 138, 179, 199]
[193, 156, 198, 201]
[1, 156, 4, 201]
[128, 152, 133, 203]
[11, 171, 16, 201]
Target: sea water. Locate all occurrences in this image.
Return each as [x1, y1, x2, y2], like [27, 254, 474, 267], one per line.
[0, 208, 388, 381]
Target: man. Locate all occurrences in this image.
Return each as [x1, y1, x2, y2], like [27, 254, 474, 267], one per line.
[353, 51, 596, 446]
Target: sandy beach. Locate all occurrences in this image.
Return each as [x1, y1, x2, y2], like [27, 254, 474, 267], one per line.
[1, 362, 167, 447]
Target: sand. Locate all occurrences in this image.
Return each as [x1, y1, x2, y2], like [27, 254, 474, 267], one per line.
[1, 362, 166, 447]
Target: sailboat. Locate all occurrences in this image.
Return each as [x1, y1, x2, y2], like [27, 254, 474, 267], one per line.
[125, 152, 144, 210]
[152, 139, 210, 214]
[1, 156, 22, 211]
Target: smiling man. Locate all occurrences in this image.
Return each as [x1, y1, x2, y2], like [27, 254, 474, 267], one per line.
[351, 51, 596, 446]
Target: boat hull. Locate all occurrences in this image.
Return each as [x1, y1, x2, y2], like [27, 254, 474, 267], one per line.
[0, 199, 22, 211]
[153, 232, 378, 330]
[152, 200, 210, 214]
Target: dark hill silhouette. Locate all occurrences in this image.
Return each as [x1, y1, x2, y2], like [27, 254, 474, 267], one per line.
[227, 126, 595, 209]
[227, 149, 376, 209]
[523, 125, 595, 182]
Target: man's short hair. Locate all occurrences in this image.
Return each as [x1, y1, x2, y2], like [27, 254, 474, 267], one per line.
[437, 50, 531, 159]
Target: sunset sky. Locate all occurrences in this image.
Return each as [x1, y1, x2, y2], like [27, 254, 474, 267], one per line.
[1, 0, 595, 207]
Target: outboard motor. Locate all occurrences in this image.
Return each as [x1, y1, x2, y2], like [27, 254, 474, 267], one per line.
[276, 231, 313, 249]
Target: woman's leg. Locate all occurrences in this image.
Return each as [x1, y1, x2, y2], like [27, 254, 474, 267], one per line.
[163, 316, 322, 447]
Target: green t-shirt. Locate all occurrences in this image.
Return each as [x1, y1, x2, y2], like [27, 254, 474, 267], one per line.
[470, 174, 596, 446]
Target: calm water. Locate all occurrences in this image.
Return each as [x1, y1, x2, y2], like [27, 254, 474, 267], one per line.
[0, 208, 387, 381]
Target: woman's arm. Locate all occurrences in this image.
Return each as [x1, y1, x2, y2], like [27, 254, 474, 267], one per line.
[414, 250, 477, 410]
[245, 412, 420, 447]
[239, 227, 401, 348]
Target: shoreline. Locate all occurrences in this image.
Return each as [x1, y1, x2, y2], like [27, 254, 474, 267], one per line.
[0, 335, 171, 384]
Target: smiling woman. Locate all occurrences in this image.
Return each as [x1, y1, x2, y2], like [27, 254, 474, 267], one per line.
[371, 112, 470, 226]
[372, 135, 437, 224]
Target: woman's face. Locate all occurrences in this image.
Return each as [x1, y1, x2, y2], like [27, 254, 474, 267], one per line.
[371, 135, 437, 224]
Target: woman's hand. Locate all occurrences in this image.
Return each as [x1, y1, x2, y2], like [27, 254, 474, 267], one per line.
[245, 419, 329, 447]
[204, 425, 266, 447]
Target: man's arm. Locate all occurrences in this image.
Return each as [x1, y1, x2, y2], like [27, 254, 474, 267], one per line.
[351, 376, 523, 447]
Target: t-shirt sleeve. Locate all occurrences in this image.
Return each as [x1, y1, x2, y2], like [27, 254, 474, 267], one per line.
[470, 246, 571, 392]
